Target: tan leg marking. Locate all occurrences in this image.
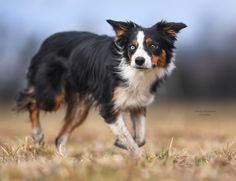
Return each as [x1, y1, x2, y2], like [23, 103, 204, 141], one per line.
[53, 92, 65, 111]
[28, 99, 44, 144]
[55, 95, 91, 154]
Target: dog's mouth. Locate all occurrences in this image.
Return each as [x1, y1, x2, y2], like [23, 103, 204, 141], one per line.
[136, 67, 146, 70]
[133, 66, 150, 70]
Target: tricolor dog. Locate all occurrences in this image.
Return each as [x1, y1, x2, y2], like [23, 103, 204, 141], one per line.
[16, 20, 187, 156]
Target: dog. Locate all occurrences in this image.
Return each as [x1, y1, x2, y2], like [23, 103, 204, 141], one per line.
[16, 19, 186, 156]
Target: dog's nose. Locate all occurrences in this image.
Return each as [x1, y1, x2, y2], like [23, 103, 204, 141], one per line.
[135, 57, 145, 66]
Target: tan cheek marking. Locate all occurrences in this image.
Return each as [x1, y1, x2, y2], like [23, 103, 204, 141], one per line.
[151, 50, 167, 68]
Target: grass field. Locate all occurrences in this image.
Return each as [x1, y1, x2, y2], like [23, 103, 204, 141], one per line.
[0, 102, 236, 181]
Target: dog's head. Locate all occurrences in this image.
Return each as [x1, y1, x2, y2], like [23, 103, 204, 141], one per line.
[107, 19, 187, 70]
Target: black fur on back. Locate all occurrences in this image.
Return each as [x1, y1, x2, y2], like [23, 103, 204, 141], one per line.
[68, 33, 121, 104]
[16, 31, 123, 112]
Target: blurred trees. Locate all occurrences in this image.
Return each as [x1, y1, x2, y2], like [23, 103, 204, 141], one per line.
[0, 21, 39, 102]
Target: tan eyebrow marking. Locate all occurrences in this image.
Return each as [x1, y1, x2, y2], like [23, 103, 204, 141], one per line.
[131, 40, 138, 47]
[145, 37, 153, 45]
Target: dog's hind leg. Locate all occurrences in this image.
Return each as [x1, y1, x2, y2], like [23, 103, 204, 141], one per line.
[28, 99, 44, 144]
[55, 94, 91, 155]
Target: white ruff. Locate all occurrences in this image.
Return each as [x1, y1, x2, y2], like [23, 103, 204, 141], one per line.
[114, 57, 175, 109]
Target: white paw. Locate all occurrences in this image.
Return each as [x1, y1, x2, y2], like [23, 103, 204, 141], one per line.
[31, 127, 44, 144]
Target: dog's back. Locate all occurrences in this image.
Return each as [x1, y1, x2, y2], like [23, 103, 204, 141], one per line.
[15, 30, 119, 149]
[16, 31, 100, 111]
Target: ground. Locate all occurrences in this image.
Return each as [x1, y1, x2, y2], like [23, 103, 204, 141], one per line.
[0, 102, 236, 181]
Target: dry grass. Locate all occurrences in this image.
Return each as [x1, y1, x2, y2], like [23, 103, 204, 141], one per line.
[0, 102, 236, 181]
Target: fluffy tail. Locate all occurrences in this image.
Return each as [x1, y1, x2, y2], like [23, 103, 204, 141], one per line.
[15, 54, 68, 112]
[14, 87, 35, 112]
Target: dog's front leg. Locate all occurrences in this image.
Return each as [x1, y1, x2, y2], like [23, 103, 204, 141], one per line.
[106, 113, 142, 156]
[130, 107, 146, 147]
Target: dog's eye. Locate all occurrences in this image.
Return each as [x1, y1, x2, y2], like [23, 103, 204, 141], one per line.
[130, 45, 136, 50]
[150, 44, 158, 49]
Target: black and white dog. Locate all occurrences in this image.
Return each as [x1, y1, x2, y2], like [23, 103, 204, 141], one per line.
[16, 20, 186, 156]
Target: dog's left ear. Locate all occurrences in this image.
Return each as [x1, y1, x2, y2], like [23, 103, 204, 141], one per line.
[155, 21, 187, 39]
[107, 19, 136, 38]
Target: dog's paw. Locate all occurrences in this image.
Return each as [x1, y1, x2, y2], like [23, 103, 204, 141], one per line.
[136, 140, 146, 147]
[134, 137, 146, 147]
[114, 139, 128, 150]
[57, 143, 68, 156]
[31, 127, 44, 144]
[55, 134, 69, 156]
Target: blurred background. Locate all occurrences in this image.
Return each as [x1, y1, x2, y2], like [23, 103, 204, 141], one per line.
[0, 0, 236, 104]
[1, 2, 236, 179]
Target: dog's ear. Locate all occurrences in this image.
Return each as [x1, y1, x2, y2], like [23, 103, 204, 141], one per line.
[107, 19, 136, 38]
[155, 21, 187, 39]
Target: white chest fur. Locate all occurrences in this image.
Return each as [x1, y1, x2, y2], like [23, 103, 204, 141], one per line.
[114, 82, 154, 110]
[114, 64, 167, 109]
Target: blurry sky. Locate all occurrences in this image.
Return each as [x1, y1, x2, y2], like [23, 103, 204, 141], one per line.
[1, 0, 236, 41]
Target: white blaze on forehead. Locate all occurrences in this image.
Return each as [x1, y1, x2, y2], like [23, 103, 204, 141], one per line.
[131, 31, 152, 68]
[136, 31, 145, 47]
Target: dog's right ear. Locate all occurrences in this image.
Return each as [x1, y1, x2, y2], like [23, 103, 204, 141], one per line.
[107, 19, 136, 38]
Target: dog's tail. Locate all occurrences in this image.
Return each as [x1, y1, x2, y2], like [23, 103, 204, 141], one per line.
[15, 53, 68, 112]
[14, 86, 35, 112]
